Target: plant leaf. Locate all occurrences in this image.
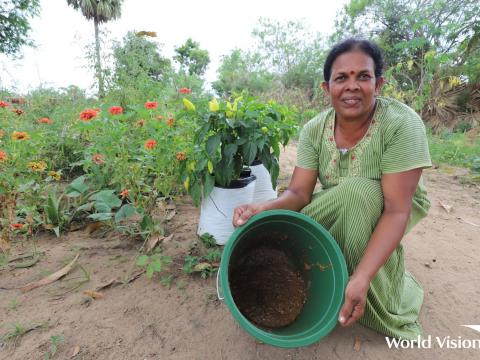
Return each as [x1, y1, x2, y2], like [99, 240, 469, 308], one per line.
[114, 204, 137, 223]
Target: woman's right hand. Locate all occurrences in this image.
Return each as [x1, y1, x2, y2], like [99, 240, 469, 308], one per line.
[232, 203, 266, 227]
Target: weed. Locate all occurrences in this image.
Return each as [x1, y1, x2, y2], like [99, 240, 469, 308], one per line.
[137, 251, 172, 279]
[176, 279, 187, 290]
[8, 298, 19, 310]
[160, 275, 173, 289]
[44, 335, 64, 359]
[199, 232, 216, 248]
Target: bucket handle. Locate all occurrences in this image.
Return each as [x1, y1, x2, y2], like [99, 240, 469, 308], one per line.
[216, 270, 224, 301]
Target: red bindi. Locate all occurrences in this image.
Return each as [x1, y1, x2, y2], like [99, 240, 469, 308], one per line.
[350, 71, 355, 75]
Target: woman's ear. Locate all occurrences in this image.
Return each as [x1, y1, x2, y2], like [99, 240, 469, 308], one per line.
[321, 81, 330, 95]
[375, 76, 385, 94]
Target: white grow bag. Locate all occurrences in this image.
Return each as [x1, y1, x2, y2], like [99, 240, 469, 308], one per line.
[197, 174, 256, 245]
[250, 162, 277, 202]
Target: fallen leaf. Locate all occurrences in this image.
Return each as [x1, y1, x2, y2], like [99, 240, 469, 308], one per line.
[354, 336, 361, 351]
[21, 253, 79, 293]
[145, 234, 165, 253]
[165, 210, 176, 221]
[439, 200, 453, 213]
[457, 217, 480, 227]
[166, 202, 176, 210]
[162, 234, 174, 243]
[85, 221, 104, 234]
[70, 345, 80, 358]
[83, 290, 104, 299]
[193, 262, 212, 272]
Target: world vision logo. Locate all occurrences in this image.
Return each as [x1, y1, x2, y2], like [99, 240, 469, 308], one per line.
[385, 325, 480, 350]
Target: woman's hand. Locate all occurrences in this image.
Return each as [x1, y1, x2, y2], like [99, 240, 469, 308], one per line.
[232, 203, 266, 227]
[338, 274, 370, 327]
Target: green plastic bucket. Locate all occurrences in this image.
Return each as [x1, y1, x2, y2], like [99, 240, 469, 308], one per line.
[217, 209, 348, 348]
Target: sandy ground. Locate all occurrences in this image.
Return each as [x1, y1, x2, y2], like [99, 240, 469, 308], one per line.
[1, 144, 480, 360]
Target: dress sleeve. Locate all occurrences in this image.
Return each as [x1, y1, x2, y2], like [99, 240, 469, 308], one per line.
[296, 121, 319, 171]
[381, 112, 432, 174]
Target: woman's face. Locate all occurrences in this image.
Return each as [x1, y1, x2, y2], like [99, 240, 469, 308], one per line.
[322, 50, 384, 122]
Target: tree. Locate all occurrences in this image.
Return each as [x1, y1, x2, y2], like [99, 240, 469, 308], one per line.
[112, 31, 172, 85]
[0, 0, 40, 56]
[212, 48, 274, 96]
[332, 0, 480, 117]
[174, 38, 210, 76]
[66, 0, 123, 98]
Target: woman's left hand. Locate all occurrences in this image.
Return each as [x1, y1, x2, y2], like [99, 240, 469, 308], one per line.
[338, 274, 370, 327]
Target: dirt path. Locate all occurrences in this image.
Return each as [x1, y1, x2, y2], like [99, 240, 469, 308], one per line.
[1, 144, 480, 360]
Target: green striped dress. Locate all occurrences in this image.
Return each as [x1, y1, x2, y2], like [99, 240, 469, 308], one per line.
[296, 96, 432, 340]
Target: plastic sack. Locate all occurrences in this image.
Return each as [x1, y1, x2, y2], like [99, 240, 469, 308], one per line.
[250, 162, 277, 202]
[197, 174, 256, 245]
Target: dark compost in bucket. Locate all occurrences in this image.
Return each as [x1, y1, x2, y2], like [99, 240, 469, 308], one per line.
[229, 233, 308, 330]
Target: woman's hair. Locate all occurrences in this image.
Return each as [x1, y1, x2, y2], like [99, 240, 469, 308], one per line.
[323, 38, 384, 81]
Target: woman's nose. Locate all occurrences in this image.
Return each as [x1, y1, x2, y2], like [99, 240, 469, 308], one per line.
[345, 78, 360, 91]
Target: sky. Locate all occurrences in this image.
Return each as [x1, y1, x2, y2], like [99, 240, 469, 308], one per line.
[0, 0, 349, 95]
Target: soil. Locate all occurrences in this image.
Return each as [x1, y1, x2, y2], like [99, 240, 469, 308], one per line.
[229, 246, 307, 329]
[1, 143, 480, 360]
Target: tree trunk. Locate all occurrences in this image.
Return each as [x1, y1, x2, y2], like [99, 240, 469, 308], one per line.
[94, 17, 105, 99]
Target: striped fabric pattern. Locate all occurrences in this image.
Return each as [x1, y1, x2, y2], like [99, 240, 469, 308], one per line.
[296, 96, 432, 340]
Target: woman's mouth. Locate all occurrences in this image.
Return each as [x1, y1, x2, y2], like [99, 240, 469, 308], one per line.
[342, 97, 361, 106]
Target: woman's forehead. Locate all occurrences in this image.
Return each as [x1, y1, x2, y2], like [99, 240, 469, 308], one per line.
[331, 50, 375, 73]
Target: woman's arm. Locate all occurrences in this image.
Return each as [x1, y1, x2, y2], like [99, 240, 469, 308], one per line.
[338, 168, 423, 327]
[233, 166, 318, 226]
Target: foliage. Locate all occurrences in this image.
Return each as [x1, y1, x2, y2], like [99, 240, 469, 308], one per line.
[174, 38, 210, 77]
[332, 0, 480, 120]
[428, 128, 480, 169]
[178, 93, 298, 206]
[66, 0, 124, 98]
[0, 0, 40, 56]
[44, 335, 64, 360]
[137, 251, 172, 279]
[212, 48, 274, 96]
[112, 32, 172, 93]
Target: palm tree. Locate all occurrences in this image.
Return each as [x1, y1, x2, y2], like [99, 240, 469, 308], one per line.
[67, 0, 123, 98]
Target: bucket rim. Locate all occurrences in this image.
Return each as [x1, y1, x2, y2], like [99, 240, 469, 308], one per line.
[219, 209, 349, 348]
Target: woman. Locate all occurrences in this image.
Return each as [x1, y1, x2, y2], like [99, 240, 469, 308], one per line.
[232, 38, 432, 340]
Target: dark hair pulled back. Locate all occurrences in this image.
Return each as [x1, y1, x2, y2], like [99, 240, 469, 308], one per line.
[323, 38, 384, 81]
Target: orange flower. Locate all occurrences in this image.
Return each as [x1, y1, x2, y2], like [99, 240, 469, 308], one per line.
[92, 153, 105, 165]
[167, 117, 175, 127]
[120, 189, 129, 199]
[37, 117, 53, 124]
[80, 109, 99, 121]
[156, 115, 164, 121]
[176, 151, 187, 161]
[135, 119, 145, 127]
[28, 160, 47, 172]
[12, 108, 24, 115]
[11, 131, 29, 140]
[179, 87, 192, 94]
[0, 101, 9, 108]
[0, 129, 5, 138]
[10, 223, 23, 230]
[109, 106, 123, 115]
[0, 150, 7, 162]
[144, 101, 158, 109]
[144, 139, 157, 150]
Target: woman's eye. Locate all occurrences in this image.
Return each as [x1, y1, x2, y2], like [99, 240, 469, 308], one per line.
[335, 75, 345, 81]
[359, 74, 372, 80]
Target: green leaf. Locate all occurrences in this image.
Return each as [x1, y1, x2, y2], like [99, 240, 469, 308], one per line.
[224, 143, 238, 159]
[206, 134, 221, 158]
[115, 204, 137, 223]
[90, 190, 122, 212]
[151, 258, 162, 272]
[66, 176, 88, 197]
[76, 202, 94, 212]
[270, 157, 280, 188]
[46, 193, 60, 225]
[140, 215, 154, 231]
[146, 264, 154, 279]
[137, 255, 149, 266]
[190, 182, 202, 207]
[242, 142, 257, 166]
[87, 213, 113, 221]
[203, 173, 215, 197]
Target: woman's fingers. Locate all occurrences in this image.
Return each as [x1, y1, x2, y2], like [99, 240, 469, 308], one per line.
[338, 296, 354, 326]
[236, 206, 253, 226]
